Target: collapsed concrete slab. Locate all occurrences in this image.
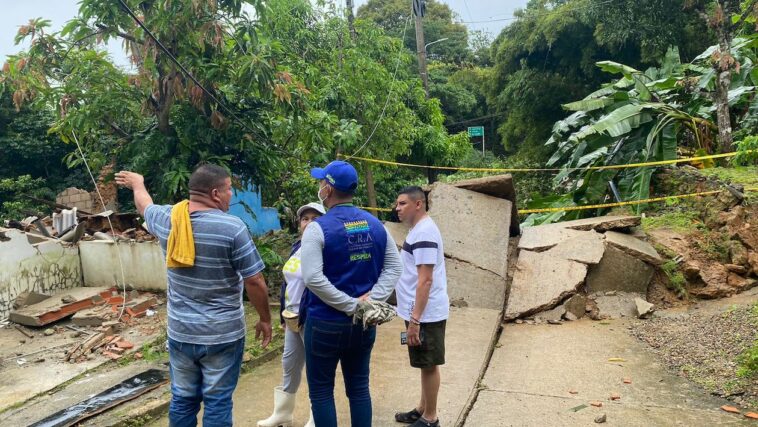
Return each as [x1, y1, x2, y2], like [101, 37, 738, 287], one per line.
[604, 231, 662, 266]
[445, 258, 506, 311]
[591, 292, 642, 318]
[430, 175, 520, 235]
[517, 225, 587, 252]
[586, 246, 655, 294]
[545, 230, 605, 264]
[383, 221, 409, 247]
[9, 287, 113, 326]
[557, 215, 641, 232]
[428, 183, 511, 277]
[505, 250, 587, 320]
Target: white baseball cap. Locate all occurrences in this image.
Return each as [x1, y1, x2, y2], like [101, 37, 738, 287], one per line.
[296, 202, 326, 218]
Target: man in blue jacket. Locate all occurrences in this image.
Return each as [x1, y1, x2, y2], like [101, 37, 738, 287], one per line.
[300, 160, 402, 427]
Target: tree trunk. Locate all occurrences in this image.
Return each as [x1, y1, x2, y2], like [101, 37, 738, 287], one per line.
[346, 0, 356, 41]
[714, 0, 735, 152]
[364, 164, 379, 217]
[715, 27, 734, 152]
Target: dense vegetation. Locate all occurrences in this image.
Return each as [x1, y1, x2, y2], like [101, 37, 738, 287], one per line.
[0, 0, 757, 225]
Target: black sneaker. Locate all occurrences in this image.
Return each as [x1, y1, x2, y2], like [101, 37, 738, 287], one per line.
[410, 416, 439, 427]
[394, 408, 422, 423]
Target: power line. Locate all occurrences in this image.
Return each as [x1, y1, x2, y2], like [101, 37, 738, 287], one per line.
[457, 0, 621, 25]
[347, 15, 413, 159]
[446, 113, 505, 127]
[116, 0, 269, 147]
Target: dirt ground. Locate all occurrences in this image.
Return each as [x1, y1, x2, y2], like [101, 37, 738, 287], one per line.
[630, 287, 758, 411]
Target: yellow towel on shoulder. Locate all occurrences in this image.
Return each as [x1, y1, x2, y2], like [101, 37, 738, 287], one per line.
[167, 200, 195, 268]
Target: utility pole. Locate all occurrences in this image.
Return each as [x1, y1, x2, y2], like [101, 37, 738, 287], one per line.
[413, 0, 429, 96]
[346, 0, 356, 41]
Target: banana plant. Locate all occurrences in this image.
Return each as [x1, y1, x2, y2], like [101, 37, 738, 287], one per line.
[523, 38, 758, 226]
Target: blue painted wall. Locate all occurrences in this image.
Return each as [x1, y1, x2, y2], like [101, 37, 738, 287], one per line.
[229, 184, 281, 236]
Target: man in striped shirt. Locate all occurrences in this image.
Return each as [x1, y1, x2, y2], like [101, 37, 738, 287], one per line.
[116, 165, 271, 427]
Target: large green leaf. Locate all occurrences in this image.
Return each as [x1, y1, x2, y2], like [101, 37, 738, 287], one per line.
[728, 86, 755, 105]
[630, 167, 653, 214]
[597, 61, 640, 78]
[562, 97, 614, 112]
[581, 103, 660, 139]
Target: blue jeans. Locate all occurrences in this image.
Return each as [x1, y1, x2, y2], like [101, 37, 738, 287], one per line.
[168, 337, 244, 427]
[305, 318, 376, 427]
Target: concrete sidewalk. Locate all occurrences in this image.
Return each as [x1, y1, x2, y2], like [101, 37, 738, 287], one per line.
[466, 319, 752, 426]
[149, 307, 501, 426]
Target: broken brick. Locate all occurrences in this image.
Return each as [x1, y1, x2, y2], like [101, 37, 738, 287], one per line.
[134, 352, 143, 359]
[610, 393, 621, 401]
[720, 405, 740, 414]
[745, 412, 758, 419]
[102, 351, 122, 360]
[590, 401, 603, 407]
[622, 378, 632, 384]
[116, 340, 135, 349]
[568, 389, 579, 395]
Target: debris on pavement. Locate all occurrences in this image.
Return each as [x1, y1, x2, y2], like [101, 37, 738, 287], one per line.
[720, 405, 741, 414]
[589, 401, 603, 407]
[27, 369, 169, 427]
[594, 413, 607, 423]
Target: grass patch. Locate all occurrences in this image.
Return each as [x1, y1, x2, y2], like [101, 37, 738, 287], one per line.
[117, 331, 169, 366]
[661, 260, 688, 299]
[700, 166, 758, 203]
[699, 166, 758, 187]
[737, 302, 758, 378]
[642, 211, 702, 233]
[693, 230, 731, 263]
[244, 305, 285, 361]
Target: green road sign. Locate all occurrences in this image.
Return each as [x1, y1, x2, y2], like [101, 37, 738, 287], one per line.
[468, 126, 484, 137]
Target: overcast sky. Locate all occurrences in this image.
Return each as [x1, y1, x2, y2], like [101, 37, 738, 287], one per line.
[1, 0, 527, 66]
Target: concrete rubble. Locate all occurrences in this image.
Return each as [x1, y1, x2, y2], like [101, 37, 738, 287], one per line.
[427, 183, 512, 277]
[386, 176, 518, 311]
[508, 216, 663, 321]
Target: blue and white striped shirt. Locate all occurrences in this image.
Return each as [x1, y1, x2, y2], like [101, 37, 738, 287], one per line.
[145, 204, 265, 345]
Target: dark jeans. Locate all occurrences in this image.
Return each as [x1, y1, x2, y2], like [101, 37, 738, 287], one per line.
[168, 337, 244, 427]
[304, 318, 377, 427]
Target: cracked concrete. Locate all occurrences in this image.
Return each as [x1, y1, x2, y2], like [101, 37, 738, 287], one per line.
[467, 319, 752, 426]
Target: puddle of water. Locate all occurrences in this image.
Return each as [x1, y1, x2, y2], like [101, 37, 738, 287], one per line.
[29, 369, 168, 427]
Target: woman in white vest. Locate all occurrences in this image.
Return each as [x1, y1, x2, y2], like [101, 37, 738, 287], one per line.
[258, 202, 325, 427]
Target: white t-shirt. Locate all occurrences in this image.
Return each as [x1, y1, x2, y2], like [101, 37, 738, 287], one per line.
[282, 246, 305, 314]
[396, 216, 449, 323]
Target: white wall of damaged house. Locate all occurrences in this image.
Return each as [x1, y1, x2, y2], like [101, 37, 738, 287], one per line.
[0, 228, 83, 320]
[79, 240, 168, 291]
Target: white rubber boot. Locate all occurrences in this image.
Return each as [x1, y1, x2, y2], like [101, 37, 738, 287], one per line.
[257, 386, 296, 427]
[304, 409, 315, 427]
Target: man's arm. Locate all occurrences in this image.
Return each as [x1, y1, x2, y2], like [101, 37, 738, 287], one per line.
[407, 264, 434, 347]
[369, 232, 402, 301]
[244, 272, 272, 348]
[301, 222, 359, 314]
[114, 171, 153, 216]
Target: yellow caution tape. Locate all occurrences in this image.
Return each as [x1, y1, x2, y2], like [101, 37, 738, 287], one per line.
[358, 187, 758, 216]
[519, 187, 758, 214]
[341, 151, 751, 173]
[359, 206, 393, 212]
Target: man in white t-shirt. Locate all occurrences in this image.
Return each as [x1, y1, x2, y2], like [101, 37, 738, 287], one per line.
[392, 186, 448, 427]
